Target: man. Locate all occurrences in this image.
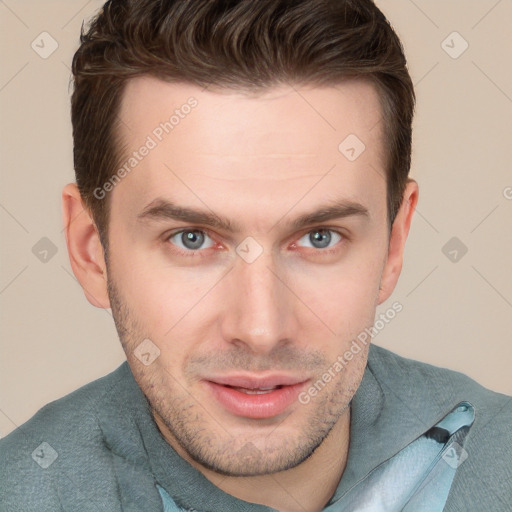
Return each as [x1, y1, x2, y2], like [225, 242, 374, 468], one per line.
[1, 0, 511, 511]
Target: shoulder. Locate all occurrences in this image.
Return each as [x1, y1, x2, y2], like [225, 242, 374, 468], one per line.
[368, 344, 512, 506]
[0, 362, 131, 512]
[368, 343, 511, 416]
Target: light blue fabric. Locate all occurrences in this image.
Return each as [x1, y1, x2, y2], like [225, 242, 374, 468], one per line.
[157, 403, 474, 512]
[326, 437, 457, 511]
[324, 402, 474, 511]
[156, 437, 458, 512]
[158, 484, 189, 511]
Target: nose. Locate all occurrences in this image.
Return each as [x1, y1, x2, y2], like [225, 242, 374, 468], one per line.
[219, 248, 297, 355]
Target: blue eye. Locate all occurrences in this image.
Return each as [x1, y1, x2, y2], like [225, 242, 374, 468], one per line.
[168, 229, 215, 252]
[165, 227, 344, 258]
[297, 229, 342, 249]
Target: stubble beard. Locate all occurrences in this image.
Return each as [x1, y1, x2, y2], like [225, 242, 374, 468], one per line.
[106, 275, 367, 477]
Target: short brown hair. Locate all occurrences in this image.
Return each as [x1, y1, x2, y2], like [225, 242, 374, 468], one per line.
[71, 0, 415, 249]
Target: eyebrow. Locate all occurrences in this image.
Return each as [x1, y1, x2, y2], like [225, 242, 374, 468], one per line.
[137, 197, 369, 232]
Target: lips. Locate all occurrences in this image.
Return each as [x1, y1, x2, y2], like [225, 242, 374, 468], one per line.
[202, 374, 308, 419]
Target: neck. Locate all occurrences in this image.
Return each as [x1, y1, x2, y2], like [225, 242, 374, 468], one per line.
[155, 408, 351, 512]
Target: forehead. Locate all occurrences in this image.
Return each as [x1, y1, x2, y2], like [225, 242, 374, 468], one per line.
[112, 76, 386, 226]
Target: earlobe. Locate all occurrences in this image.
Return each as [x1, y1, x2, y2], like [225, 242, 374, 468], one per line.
[62, 183, 111, 309]
[377, 179, 419, 305]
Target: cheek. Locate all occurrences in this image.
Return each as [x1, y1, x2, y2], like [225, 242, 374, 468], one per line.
[292, 252, 384, 334]
[121, 270, 199, 333]
[111, 247, 225, 349]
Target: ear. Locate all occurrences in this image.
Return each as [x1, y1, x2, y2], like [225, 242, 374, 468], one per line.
[377, 179, 419, 305]
[62, 183, 111, 309]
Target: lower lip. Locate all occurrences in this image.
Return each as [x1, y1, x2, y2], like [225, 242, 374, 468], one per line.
[204, 381, 307, 419]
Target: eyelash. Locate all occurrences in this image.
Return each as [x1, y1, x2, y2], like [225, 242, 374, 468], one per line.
[164, 227, 347, 258]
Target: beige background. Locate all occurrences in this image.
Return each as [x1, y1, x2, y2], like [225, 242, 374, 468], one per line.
[1, 0, 511, 438]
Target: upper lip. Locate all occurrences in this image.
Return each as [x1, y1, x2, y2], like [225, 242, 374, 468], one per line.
[204, 374, 309, 389]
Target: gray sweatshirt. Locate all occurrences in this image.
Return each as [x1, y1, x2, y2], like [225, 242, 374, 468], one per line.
[1, 344, 511, 511]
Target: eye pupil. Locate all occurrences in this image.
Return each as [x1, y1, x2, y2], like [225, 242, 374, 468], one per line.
[310, 229, 331, 249]
[182, 230, 204, 249]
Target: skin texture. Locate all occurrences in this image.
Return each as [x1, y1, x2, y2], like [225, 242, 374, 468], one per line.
[62, 77, 418, 512]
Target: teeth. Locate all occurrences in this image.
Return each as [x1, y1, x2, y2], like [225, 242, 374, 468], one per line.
[231, 386, 279, 394]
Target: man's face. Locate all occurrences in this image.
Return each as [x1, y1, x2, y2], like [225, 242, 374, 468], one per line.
[106, 77, 391, 476]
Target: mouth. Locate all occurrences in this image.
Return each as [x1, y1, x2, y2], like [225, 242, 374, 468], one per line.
[202, 375, 309, 419]
[225, 385, 284, 395]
